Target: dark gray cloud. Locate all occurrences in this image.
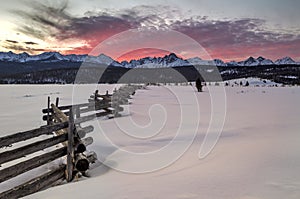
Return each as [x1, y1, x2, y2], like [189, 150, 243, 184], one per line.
[170, 17, 300, 59]
[10, 1, 300, 59]
[11, 0, 71, 40]
[6, 39, 18, 44]
[172, 18, 297, 45]
[24, 41, 38, 45]
[11, 1, 179, 42]
[3, 43, 45, 54]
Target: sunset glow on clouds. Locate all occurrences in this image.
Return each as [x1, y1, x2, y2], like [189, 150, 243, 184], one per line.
[0, 0, 300, 61]
[117, 49, 173, 62]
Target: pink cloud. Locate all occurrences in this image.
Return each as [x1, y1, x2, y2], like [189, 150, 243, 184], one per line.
[11, 2, 300, 61]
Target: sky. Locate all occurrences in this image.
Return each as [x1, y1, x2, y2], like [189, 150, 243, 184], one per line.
[0, 0, 300, 61]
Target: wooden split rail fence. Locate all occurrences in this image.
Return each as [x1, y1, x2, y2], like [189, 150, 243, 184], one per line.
[0, 84, 143, 199]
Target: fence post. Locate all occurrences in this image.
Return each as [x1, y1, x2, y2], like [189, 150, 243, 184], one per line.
[66, 108, 74, 182]
[55, 97, 60, 107]
[75, 106, 80, 119]
[47, 96, 50, 125]
[95, 90, 99, 101]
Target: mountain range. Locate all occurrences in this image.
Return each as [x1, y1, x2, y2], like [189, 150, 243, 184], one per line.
[0, 51, 299, 68]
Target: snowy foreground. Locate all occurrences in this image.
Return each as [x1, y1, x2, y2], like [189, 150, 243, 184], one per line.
[0, 82, 300, 199]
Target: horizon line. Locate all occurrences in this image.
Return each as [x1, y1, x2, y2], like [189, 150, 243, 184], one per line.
[0, 50, 298, 63]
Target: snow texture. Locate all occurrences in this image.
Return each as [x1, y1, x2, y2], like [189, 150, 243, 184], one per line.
[0, 82, 299, 199]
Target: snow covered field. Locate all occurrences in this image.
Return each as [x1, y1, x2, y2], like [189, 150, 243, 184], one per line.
[0, 82, 300, 199]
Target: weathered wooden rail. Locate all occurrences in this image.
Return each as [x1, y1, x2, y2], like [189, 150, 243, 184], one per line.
[0, 123, 69, 199]
[0, 84, 143, 198]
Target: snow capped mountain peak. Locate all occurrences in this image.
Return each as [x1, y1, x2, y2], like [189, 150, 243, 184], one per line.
[214, 59, 226, 66]
[83, 53, 122, 66]
[123, 53, 189, 68]
[98, 53, 112, 59]
[164, 53, 179, 62]
[0, 51, 299, 67]
[16, 52, 30, 62]
[0, 51, 15, 57]
[64, 54, 87, 62]
[275, 57, 296, 65]
[39, 52, 63, 58]
[0, 51, 29, 62]
[186, 57, 202, 64]
[162, 53, 189, 67]
[257, 56, 274, 65]
[96, 53, 114, 64]
[247, 56, 256, 61]
[239, 56, 259, 66]
[226, 61, 239, 66]
[257, 56, 265, 62]
[26, 52, 66, 62]
[185, 57, 225, 66]
[237, 56, 274, 66]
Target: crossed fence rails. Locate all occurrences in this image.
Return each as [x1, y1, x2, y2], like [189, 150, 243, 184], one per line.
[0, 84, 143, 199]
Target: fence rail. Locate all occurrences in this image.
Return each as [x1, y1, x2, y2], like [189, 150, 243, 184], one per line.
[0, 84, 143, 199]
[0, 147, 67, 184]
[0, 133, 67, 165]
[0, 122, 68, 148]
[0, 165, 66, 199]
